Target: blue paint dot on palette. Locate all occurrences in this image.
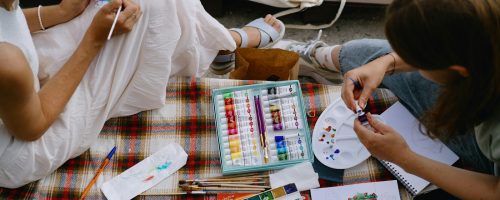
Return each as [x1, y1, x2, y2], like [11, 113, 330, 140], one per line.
[334, 149, 340, 154]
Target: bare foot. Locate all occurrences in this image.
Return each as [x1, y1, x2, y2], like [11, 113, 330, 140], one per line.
[230, 14, 282, 48]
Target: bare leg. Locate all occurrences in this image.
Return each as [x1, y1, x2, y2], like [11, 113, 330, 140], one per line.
[218, 14, 282, 55]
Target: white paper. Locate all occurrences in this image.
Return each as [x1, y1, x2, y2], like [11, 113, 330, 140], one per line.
[311, 180, 401, 200]
[269, 162, 319, 192]
[101, 143, 188, 200]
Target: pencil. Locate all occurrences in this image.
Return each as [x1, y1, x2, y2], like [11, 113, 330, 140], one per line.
[79, 146, 117, 200]
[107, 5, 122, 40]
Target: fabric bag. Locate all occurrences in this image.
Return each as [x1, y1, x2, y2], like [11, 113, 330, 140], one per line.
[249, 0, 347, 30]
[229, 48, 300, 81]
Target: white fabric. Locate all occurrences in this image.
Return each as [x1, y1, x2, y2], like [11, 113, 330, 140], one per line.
[0, 0, 235, 188]
[0, 5, 40, 170]
[249, 0, 323, 8]
[269, 162, 320, 192]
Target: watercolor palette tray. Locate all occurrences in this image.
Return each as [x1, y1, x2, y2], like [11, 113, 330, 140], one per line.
[212, 81, 314, 175]
[312, 98, 381, 169]
[243, 183, 302, 200]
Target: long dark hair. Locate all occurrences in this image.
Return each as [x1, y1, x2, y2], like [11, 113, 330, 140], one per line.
[385, 0, 500, 139]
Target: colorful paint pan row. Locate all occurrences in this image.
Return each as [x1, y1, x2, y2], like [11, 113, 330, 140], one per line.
[223, 92, 243, 164]
[273, 134, 306, 161]
[243, 183, 301, 200]
[260, 91, 303, 132]
[218, 91, 262, 166]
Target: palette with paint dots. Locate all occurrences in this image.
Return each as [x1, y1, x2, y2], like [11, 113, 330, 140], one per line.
[312, 98, 383, 169]
[213, 81, 313, 174]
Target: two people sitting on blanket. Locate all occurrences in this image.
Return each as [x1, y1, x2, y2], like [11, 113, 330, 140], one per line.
[277, 0, 499, 198]
[0, 0, 283, 188]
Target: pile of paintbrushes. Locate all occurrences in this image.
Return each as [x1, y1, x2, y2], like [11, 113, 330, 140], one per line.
[179, 173, 270, 194]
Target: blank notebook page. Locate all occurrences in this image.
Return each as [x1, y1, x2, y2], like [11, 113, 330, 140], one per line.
[380, 102, 459, 194]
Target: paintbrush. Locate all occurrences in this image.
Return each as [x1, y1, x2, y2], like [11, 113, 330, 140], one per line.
[179, 176, 267, 184]
[187, 181, 268, 185]
[254, 96, 269, 163]
[196, 183, 270, 189]
[180, 185, 265, 192]
[107, 4, 122, 40]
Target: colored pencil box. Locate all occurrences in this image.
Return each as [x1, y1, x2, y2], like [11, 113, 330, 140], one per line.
[212, 80, 314, 174]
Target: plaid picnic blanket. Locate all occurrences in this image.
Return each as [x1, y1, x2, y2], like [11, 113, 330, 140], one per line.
[0, 77, 408, 200]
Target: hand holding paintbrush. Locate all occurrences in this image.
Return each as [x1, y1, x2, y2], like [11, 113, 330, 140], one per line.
[87, 0, 142, 42]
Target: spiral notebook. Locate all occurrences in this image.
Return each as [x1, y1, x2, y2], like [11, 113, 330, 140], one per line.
[380, 102, 459, 195]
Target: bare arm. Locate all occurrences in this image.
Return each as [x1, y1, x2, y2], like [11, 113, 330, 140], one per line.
[354, 113, 500, 199]
[402, 151, 500, 199]
[0, 0, 141, 141]
[23, 0, 90, 32]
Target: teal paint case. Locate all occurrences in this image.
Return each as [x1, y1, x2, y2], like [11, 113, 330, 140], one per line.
[212, 80, 314, 174]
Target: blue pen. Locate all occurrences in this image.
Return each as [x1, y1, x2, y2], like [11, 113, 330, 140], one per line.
[348, 77, 362, 89]
[80, 146, 117, 199]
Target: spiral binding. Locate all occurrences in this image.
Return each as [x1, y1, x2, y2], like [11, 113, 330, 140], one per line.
[379, 161, 418, 196]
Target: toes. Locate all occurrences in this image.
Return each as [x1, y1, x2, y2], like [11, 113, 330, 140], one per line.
[273, 22, 281, 32]
[264, 14, 281, 32]
[264, 14, 273, 23]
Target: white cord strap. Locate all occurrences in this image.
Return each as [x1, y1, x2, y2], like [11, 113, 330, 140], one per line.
[274, 0, 347, 30]
[37, 5, 45, 31]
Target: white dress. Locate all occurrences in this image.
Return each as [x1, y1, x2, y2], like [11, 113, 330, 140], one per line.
[0, 0, 235, 188]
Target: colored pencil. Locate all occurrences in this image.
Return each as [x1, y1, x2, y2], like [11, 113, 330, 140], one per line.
[79, 146, 117, 200]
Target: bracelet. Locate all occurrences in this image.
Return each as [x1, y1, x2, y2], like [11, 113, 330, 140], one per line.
[37, 5, 46, 31]
[387, 53, 396, 75]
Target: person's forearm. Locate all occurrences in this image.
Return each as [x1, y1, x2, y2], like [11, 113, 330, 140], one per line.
[400, 152, 500, 199]
[37, 32, 104, 127]
[23, 5, 74, 32]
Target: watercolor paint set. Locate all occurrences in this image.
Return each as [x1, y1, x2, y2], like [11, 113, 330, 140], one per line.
[243, 183, 302, 200]
[212, 81, 313, 174]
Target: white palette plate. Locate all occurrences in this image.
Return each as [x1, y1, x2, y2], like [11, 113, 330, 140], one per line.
[312, 98, 380, 169]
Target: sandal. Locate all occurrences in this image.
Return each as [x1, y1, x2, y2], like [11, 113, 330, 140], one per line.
[211, 17, 286, 74]
[230, 17, 285, 49]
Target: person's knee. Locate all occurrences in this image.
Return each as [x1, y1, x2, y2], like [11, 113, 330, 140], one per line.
[338, 39, 393, 75]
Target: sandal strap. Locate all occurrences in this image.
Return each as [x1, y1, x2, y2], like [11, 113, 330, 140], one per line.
[247, 18, 280, 46]
[229, 28, 249, 48]
[214, 53, 235, 63]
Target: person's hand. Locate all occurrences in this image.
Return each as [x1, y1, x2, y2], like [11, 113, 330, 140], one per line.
[353, 113, 413, 165]
[58, 0, 90, 21]
[86, 0, 142, 43]
[341, 55, 392, 111]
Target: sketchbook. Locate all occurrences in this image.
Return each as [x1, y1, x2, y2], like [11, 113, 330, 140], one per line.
[379, 102, 459, 195]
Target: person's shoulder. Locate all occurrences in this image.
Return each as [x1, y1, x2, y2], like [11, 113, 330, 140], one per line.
[0, 42, 33, 92]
